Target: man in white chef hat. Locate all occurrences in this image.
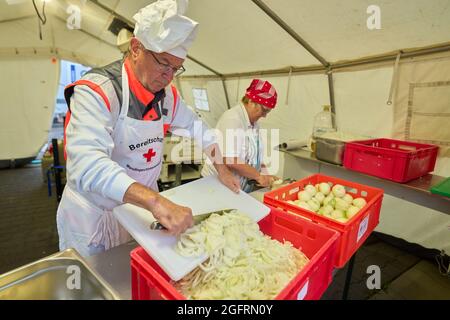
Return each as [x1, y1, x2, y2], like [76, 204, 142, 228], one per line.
[57, 0, 240, 257]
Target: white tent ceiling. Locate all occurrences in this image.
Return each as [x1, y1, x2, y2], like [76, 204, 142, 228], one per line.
[0, 1, 120, 66]
[264, 0, 450, 63]
[1, 0, 449, 74]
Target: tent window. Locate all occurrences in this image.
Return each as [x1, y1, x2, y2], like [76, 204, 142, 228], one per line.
[192, 88, 210, 111]
[54, 60, 91, 119]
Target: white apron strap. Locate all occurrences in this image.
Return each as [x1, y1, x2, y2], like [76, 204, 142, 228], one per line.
[112, 64, 130, 140]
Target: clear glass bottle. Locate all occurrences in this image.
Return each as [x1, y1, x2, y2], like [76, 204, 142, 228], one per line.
[313, 105, 336, 138]
[311, 105, 336, 153]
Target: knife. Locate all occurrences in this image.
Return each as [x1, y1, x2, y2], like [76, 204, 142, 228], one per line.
[149, 208, 236, 231]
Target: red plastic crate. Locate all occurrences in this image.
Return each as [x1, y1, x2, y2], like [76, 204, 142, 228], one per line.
[130, 208, 339, 300]
[343, 138, 439, 183]
[264, 174, 384, 268]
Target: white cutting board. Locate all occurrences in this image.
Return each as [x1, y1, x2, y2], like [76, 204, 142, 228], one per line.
[113, 175, 270, 281]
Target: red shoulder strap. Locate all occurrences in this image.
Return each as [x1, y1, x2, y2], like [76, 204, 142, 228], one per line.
[64, 80, 111, 111]
[163, 85, 178, 136]
[63, 80, 111, 160]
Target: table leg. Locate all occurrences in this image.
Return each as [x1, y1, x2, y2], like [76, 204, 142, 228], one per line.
[342, 254, 356, 300]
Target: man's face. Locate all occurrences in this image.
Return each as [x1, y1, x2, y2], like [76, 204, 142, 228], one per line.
[130, 39, 185, 93]
[249, 101, 272, 124]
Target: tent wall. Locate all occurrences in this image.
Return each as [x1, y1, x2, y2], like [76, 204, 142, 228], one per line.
[180, 54, 449, 177]
[0, 57, 60, 161]
[333, 67, 394, 138]
[181, 70, 394, 177]
[229, 74, 330, 177]
[392, 51, 450, 176]
[177, 79, 230, 129]
[330, 54, 449, 176]
[332, 63, 448, 252]
[179, 59, 449, 253]
[225, 74, 330, 143]
[179, 73, 330, 177]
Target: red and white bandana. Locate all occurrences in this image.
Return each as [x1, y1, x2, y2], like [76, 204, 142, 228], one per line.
[245, 79, 278, 109]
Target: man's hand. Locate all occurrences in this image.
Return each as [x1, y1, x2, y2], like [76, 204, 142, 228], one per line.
[256, 174, 280, 188]
[123, 183, 193, 236]
[150, 195, 194, 236]
[216, 164, 240, 193]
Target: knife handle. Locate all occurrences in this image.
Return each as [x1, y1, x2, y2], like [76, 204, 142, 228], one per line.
[150, 221, 167, 231]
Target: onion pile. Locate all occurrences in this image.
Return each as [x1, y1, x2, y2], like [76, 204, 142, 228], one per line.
[285, 182, 368, 223]
[175, 210, 309, 300]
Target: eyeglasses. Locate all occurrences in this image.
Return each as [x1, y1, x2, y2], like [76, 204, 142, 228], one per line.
[259, 104, 272, 115]
[148, 50, 186, 77]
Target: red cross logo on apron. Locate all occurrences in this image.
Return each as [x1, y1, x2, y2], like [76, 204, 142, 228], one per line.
[143, 148, 157, 163]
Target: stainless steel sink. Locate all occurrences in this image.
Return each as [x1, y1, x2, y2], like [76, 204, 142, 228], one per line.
[0, 249, 120, 300]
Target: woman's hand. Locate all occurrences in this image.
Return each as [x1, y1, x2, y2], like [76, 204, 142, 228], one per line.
[256, 174, 280, 188]
[216, 164, 241, 193]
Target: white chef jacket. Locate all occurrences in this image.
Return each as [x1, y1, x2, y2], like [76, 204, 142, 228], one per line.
[65, 79, 216, 209]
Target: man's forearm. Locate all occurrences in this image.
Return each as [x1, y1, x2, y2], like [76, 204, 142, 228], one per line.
[123, 182, 160, 211]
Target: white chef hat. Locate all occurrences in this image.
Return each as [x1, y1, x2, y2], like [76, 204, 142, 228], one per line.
[133, 0, 199, 59]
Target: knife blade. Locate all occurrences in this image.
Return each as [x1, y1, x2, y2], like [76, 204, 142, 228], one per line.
[149, 209, 236, 231]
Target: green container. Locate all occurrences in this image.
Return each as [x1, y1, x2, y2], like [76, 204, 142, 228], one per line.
[430, 177, 450, 198]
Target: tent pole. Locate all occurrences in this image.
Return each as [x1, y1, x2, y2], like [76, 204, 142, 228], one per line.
[186, 55, 223, 77]
[181, 42, 450, 79]
[185, 55, 231, 109]
[251, 0, 329, 68]
[332, 43, 450, 70]
[89, 0, 135, 29]
[221, 78, 231, 110]
[0, 15, 36, 25]
[327, 72, 336, 129]
[251, 0, 336, 118]
[181, 66, 326, 80]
